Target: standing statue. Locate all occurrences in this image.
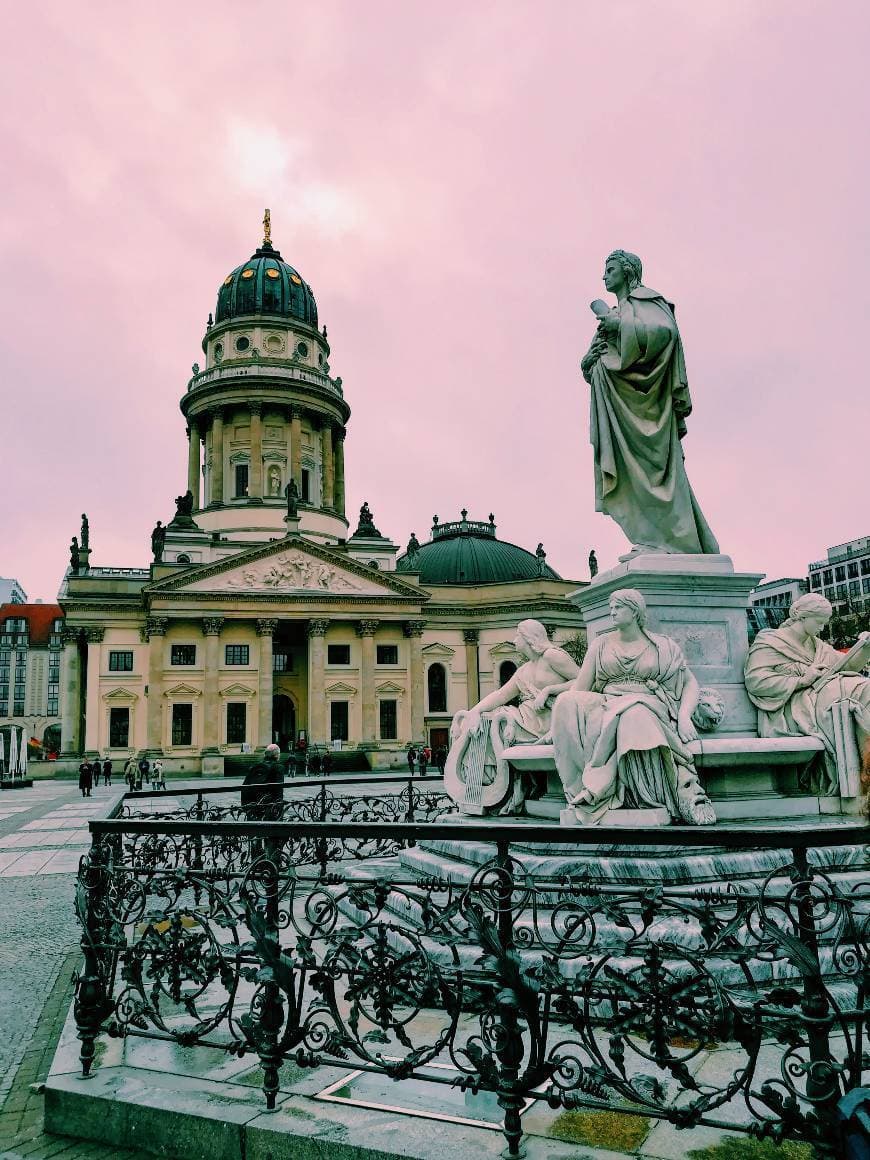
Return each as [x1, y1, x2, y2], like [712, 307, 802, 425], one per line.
[69, 537, 81, 574]
[535, 543, 547, 575]
[284, 478, 300, 518]
[406, 532, 421, 561]
[588, 549, 598, 579]
[80, 514, 90, 551]
[552, 588, 716, 825]
[443, 619, 580, 814]
[151, 521, 166, 563]
[581, 251, 719, 556]
[744, 593, 870, 794]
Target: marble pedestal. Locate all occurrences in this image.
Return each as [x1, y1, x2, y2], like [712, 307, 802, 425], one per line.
[571, 553, 763, 735]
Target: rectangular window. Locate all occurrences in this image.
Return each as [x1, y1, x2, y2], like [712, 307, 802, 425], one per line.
[171, 703, 193, 746]
[226, 702, 246, 744]
[273, 648, 293, 672]
[849, 580, 860, 597]
[823, 570, 833, 586]
[836, 584, 847, 600]
[171, 644, 197, 666]
[330, 701, 349, 742]
[810, 573, 821, 589]
[863, 579, 870, 595]
[14, 684, 25, 700]
[234, 463, 249, 498]
[109, 707, 130, 748]
[47, 698, 58, 715]
[327, 644, 351, 665]
[379, 699, 397, 740]
[301, 468, 311, 503]
[13, 701, 24, 716]
[376, 644, 399, 665]
[848, 561, 859, 578]
[861, 558, 870, 576]
[109, 651, 134, 672]
[835, 565, 846, 582]
[225, 645, 250, 666]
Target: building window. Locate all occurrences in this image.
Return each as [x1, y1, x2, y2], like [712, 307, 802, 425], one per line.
[301, 468, 311, 503]
[234, 463, 249, 498]
[862, 559, 870, 576]
[427, 663, 447, 713]
[109, 707, 130, 748]
[849, 580, 861, 597]
[863, 579, 870, 595]
[226, 702, 246, 744]
[848, 562, 859, 579]
[835, 565, 846, 582]
[810, 573, 821, 589]
[499, 660, 518, 686]
[109, 651, 134, 672]
[327, 644, 351, 665]
[171, 703, 193, 746]
[379, 699, 398, 741]
[171, 644, 197, 666]
[330, 701, 349, 742]
[376, 644, 398, 665]
[836, 584, 847, 600]
[823, 570, 833, 586]
[225, 645, 250, 666]
[273, 648, 293, 672]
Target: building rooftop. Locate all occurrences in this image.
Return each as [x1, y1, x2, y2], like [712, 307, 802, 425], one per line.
[396, 512, 560, 586]
[0, 603, 63, 647]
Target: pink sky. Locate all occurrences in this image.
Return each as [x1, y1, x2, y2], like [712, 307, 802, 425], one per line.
[2, 1, 869, 599]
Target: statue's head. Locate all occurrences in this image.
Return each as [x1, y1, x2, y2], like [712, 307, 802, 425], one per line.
[786, 593, 832, 635]
[692, 687, 725, 733]
[604, 250, 643, 293]
[676, 766, 717, 826]
[609, 588, 647, 628]
[514, 619, 550, 658]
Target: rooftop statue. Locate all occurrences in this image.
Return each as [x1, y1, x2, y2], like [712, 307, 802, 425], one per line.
[69, 536, 80, 574]
[284, 478, 300, 519]
[744, 593, 870, 794]
[80, 514, 90, 551]
[581, 251, 719, 556]
[354, 501, 381, 538]
[151, 521, 166, 563]
[168, 489, 198, 530]
[444, 619, 580, 814]
[552, 588, 717, 825]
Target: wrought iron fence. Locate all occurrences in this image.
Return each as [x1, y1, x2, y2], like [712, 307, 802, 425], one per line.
[73, 807, 869, 1160]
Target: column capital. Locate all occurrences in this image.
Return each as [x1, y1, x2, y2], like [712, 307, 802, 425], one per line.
[403, 620, 425, 638]
[202, 616, 225, 636]
[256, 618, 279, 637]
[333, 424, 347, 442]
[84, 626, 105, 644]
[143, 616, 169, 640]
[288, 404, 303, 422]
[249, 401, 263, 418]
[307, 618, 330, 638]
[356, 619, 380, 637]
[61, 626, 81, 646]
[462, 628, 480, 644]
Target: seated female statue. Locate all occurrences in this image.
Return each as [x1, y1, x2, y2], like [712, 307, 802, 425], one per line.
[551, 588, 716, 825]
[744, 593, 870, 793]
[443, 619, 579, 814]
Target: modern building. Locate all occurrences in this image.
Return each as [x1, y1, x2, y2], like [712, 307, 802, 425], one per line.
[0, 602, 64, 755]
[0, 578, 27, 605]
[807, 536, 870, 616]
[57, 218, 585, 773]
[749, 577, 808, 610]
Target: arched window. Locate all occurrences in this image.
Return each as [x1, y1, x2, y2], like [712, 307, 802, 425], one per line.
[499, 660, 517, 687]
[427, 663, 447, 713]
[176, 554, 191, 564]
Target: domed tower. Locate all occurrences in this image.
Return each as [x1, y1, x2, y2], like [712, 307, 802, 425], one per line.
[179, 211, 350, 545]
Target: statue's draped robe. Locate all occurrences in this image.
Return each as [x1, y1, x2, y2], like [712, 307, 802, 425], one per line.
[744, 627, 870, 789]
[551, 632, 698, 823]
[588, 287, 719, 554]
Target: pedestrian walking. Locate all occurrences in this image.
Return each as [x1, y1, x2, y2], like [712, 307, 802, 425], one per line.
[124, 756, 137, 791]
[321, 751, 333, 776]
[418, 747, 428, 776]
[435, 747, 446, 776]
[103, 758, 113, 786]
[407, 746, 417, 775]
[137, 754, 150, 791]
[78, 759, 93, 798]
[91, 757, 102, 787]
[152, 759, 165, 790]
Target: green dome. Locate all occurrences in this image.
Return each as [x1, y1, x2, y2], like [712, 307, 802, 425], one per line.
[397, 513, 561, 586]
[215, 243, 318, 328]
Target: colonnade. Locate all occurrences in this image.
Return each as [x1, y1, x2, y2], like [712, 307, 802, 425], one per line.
[185, 405, 346, 515]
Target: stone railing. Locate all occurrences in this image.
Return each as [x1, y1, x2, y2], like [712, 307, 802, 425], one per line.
[186, 362, 343, 397]
[72, 793, 869, 1158]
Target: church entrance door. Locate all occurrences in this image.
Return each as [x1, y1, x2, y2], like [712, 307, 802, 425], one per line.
[272, 694, 296, 752]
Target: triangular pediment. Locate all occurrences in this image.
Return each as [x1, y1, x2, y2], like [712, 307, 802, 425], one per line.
[219, 682, 256, 698]
[422, 642, 455, 658]
[489, 641, 520, 658]
[325, 681, 357, 696]
[375, 680, 405, 696]
[163, 683, 202, 699]
[146, 536, 426, 601]
[102, 687, 138, 703]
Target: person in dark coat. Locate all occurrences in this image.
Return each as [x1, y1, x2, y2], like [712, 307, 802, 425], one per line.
[91, 758, 102, 787]
[321, 751, 333, 775]
[418, 747, 428, 776]
[435, 747, 447, 776]
[241, 744, 285, 821]
[407, 747, 417, 775]
[137, 755, 149, 791]
[103, 758, 113, 787]
[78, 760, 93, 798]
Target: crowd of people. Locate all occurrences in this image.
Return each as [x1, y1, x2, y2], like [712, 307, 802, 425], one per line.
[76, 754, 166, 797]
[406, 745, 446, 776]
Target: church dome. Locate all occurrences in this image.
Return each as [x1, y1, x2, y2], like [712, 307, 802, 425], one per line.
[396, 512, 561, 586]
[214, 230, 318, 329]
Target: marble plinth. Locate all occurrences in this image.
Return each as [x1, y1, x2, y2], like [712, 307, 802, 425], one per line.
[560, 805, 669, 827]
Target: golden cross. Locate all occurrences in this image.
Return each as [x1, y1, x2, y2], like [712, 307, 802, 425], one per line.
[263, 208, 271, 246]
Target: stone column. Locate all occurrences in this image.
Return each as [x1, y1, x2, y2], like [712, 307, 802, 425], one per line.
[463, 629, 480, 708]
[320, 422, 335, 510]
[202, 617, 225, 752]
[249, 403, 264, 503]
[333, 427, 346, 517]
[83, 627, 104, 755]
[357, 620, 379, 745]
[290, 407, 303, 489]
[145, 617, 169, 754]
[404, 620, 425, 744]
[256, 619, 278, 748]
[307, 619, 329, 743]
[187, 422, 200, 508]
[209, 410, 225, 506]
[60, 628, 82, 756]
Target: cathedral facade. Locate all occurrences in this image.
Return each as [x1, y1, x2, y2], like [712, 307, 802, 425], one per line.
[57, 220, 584, 774]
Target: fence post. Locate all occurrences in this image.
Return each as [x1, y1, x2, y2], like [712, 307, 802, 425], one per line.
[494, 837, 526, 1159]
[256, 834, 286, 1110]
[73, 831, 111, 1077]
[406, 774, 415, 823]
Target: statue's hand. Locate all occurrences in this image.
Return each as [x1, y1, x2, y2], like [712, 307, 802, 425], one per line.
[677, 711, 698, 744]
[532, 690, 550, 712]
[801, 663, 830, 687]
[599, 313, 619, 336]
